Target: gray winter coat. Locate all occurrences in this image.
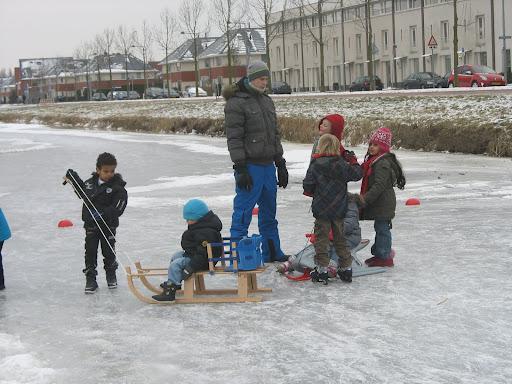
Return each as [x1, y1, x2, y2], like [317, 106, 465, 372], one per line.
[223, 77, 284, 165]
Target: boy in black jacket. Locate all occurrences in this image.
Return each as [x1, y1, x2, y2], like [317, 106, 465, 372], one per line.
[153, 199, 223, 302]
[303, 134, 362, 284]
[65, 153, 127, 294]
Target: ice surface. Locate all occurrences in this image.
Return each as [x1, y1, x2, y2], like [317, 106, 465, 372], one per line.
[0, 123, 511, 384]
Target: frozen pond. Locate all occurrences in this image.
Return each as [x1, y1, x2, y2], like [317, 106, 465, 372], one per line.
[1, 123, 511, 384]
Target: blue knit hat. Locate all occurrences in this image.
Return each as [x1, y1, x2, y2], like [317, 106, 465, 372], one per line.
[183, 199, 209, 221]
[247, 61, 270, 81]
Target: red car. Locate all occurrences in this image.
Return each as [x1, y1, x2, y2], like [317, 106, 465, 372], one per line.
[448, 65, 506, 87]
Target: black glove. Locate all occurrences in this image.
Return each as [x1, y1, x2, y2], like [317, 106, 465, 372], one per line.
[63, 169, 78, 185]
[233, 163, 253, 191]
[275, 158, 288, 189]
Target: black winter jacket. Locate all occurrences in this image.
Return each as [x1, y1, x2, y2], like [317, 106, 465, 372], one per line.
[223, 77, 284, 165]
[303, 155, 363, 220]
[69, 172, 127, 229]
[181, 211, 223, 272]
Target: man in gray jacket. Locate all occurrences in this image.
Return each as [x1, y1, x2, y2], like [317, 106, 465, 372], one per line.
[223, 61, 288, 262]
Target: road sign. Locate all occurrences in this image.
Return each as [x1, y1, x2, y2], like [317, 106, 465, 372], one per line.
[427, 35, 438, 48]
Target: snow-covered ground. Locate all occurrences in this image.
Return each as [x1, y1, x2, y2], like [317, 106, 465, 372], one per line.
[1, 123, 511, 384]
[1, 89, 512, 129]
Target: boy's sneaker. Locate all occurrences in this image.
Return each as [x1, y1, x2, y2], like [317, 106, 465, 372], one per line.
[106, 271, 117, 289]
[337, 267, 353, 283]
[310, 268, 329, 285]
[367, 257, 394, 267]
[85, 276, 98, 294]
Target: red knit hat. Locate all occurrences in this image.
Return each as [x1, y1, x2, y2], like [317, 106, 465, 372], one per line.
[319, 114, 345, 140]
[369, 127, 392, 153]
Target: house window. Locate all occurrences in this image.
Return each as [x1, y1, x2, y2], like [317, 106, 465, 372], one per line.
[322, 14, 328, 25]
[313, 41, 318, 57]
[441, 21, 449, 43]
[408, 0, 419, 8]
[294, 43, 299, 60]
[276, 46, 281, 62]
[293, 20, 297, 31]
[479, 52, 488, 66]
[476, 15, 485, 40]
[334, 38, 339, 57]
[356, 34, 362, 56]
[410, 26, 417, 48]
[382, 30, 389, 51]
[311, 16, 316, 27]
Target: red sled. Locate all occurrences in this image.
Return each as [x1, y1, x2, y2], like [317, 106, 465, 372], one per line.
[284, 268, 311, 281]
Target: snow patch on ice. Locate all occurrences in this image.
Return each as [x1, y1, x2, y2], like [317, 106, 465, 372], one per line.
[128, 173, 233, 194]
[0, 333, 56, 384]
[0, 138, 54, 153]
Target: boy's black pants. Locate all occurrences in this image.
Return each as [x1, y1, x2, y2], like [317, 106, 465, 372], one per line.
[83, 228, 118, 275]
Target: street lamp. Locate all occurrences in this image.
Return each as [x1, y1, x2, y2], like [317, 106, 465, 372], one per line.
[131, 44, 147, 98]
[181, 31, 200, 97]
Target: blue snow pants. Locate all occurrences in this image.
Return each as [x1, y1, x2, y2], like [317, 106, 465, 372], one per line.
[231, 163, 286, 262]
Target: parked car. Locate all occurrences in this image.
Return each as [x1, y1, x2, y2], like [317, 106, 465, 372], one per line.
[128, 91, 140, 100]
[402, 72, 442, 89]
[164, 88, 181, 98]
[107, 90, 128, 100]
[436, 72, 451, 88]
[271, 81, 292, 94]
[448, 65, 506, 87]
[349, 76, 384, 91]
[144, 87, 165, 99]
[184, 86, 208, 97]
[92, 92, 107, 101]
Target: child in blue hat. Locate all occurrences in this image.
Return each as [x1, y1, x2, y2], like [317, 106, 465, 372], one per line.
[153, 199, 223, 302]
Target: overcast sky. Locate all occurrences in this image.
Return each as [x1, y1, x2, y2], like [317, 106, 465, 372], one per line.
[0, 0, 228, 71]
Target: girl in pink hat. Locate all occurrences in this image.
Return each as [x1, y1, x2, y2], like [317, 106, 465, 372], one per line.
[358, 127, 405, 267]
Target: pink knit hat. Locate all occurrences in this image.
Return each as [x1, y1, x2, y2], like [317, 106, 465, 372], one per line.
[369, 127, 392, 153]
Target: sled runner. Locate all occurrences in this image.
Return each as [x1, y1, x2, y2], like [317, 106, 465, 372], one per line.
[126, 238, 272, 304]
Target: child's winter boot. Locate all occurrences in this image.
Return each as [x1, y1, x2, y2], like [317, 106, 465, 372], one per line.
[152, 283, 181, 302]
[367, 257, 394, 267]
[83, 268, 98, 294]
[276, 260, 292, 274]
[310, 267, 329, 285]
[337, 267, 352, 283]
[106, 270, 117, 289]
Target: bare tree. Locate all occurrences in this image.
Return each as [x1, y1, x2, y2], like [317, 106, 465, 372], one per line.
[116, 25, 137, 92]
[155, 8, 178, 96]
[96, 29, 116, 93]
[293, 0, 328, 92]
[250, 0, 281, 91]
[74, 41, 94, 100]
[0, 68, 7, 78]
[180, 0, 206, 96]
[212, 0, 247, 85]
[134, 20, 153, 92]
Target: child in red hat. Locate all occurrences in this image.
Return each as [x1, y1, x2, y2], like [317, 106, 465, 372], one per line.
[358, 127, 405, 267]
[311, 114, 358, 165]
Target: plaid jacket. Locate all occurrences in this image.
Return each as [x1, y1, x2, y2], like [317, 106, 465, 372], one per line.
[303, 155, 363, 220]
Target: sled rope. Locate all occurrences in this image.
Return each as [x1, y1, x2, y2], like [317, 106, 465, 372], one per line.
[65, 172, 135, 274]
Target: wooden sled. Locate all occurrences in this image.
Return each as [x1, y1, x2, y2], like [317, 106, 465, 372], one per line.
[126, 239, 271, 304]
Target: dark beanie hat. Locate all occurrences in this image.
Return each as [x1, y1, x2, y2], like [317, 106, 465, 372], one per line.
[247, 61, 270, 81]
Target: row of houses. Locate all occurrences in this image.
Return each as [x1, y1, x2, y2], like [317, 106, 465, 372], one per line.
[0, 28, 267, 104]
[268, 0, 512, 91]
